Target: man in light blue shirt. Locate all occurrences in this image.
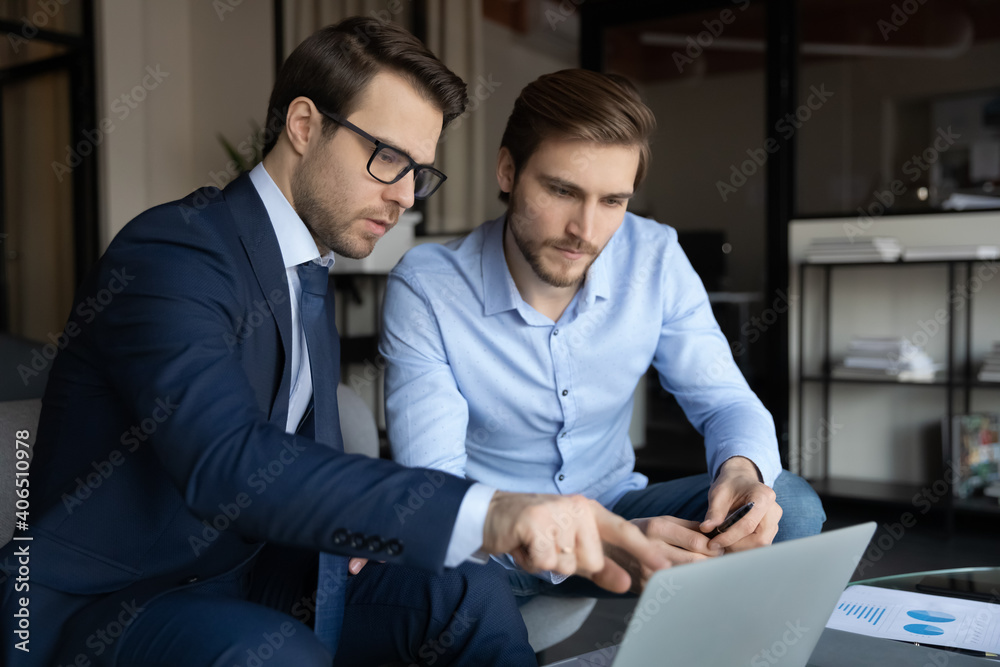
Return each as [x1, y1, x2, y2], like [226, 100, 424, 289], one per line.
[382, 69, 824, 597]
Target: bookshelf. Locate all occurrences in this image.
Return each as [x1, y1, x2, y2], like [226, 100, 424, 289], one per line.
[796, 259, 1000, 530]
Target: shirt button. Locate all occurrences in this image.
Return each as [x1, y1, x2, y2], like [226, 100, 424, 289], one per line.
[561, 432, 567, 438]
[562, 389, 569, 396]
[553, 329, 559, 335]
[558, 474, 565, 481]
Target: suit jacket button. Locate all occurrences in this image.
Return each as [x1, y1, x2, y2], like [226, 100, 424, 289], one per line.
[366, 536, 384, 552]
[349, 532, 366, 549]
[332, 528, 349, 545]
[385, 539, 403, 556]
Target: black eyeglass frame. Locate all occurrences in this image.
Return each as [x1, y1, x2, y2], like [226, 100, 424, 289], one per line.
[316, 107, 447, 199]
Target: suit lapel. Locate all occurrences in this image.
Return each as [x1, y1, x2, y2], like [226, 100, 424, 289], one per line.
[223, 173, 347, 654]
[224, 173, 294, 426]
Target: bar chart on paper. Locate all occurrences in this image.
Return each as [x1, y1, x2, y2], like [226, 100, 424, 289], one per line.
[833, 601, 888, 626]
[826, 585, 1000, 654]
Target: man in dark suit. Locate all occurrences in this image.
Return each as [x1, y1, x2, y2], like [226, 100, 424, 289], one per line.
[0, 17, 668, 667]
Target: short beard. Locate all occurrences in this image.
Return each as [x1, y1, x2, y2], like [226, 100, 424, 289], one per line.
[290, 149, 395, 259]
[508, 191, 599, 288]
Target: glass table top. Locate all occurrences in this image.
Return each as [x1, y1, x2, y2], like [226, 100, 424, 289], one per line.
[852, 566, 1000, 603]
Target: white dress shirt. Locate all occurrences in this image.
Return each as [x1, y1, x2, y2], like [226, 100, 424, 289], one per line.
[247, 163, 492, 567]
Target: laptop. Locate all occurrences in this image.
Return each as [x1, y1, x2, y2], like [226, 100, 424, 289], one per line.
[547, 522, 877, 667]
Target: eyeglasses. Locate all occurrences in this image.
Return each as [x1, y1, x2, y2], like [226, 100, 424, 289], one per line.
[316, 108, 447, 199]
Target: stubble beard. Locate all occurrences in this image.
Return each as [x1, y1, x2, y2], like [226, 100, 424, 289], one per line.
[291, 149, 397, 259]
[508, 189, 599, 289]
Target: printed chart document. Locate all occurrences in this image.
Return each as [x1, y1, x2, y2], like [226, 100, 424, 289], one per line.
[826, 585, 1000, 654]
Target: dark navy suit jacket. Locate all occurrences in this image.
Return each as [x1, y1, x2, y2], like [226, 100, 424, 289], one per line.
[1, 173, 472, 663]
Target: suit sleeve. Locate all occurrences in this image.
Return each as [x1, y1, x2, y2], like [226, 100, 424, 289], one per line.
[89, 207, 472, 571]
[651, 236, 782, 487]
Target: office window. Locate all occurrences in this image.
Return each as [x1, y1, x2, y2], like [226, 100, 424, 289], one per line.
[796, 0, 1000, 217]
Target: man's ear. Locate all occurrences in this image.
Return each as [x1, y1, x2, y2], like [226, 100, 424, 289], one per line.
[497, 147, 515, 196]
[284, 96, 321, 157]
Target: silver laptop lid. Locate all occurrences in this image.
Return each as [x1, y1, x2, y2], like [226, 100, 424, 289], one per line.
[610, 522, 877, 667]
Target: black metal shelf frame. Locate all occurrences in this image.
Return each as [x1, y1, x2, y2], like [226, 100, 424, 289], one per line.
[796, 259, 992, 529]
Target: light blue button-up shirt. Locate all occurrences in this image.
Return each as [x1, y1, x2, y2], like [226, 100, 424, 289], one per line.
[382, 211, 781, 518]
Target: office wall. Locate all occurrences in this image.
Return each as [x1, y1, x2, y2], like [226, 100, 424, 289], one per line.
[96, 0, 273, 248]
[480, 17, 576, 223]
[639, 70, 768, 293]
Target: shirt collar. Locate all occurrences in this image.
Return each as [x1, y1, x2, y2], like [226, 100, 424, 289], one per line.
[248, 162, 336, 269]
[580, 230, 611, 308]
[482, 215, 520, 316]
[481, 213, 612, 317]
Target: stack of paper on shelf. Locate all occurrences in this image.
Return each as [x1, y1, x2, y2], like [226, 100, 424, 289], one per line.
[833, 336, 942, 382]
[805, 237, 902, 263]
[979, 342, 1000, 383]
[902, 244, 1000, 261]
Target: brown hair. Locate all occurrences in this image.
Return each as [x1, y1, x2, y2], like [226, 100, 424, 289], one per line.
[498, 69, 656, 203]
[262, 17, 467, 156]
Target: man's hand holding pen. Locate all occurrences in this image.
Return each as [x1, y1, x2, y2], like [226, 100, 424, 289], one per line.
[605, 456, 783, 594]
[701, 456, 783, 552]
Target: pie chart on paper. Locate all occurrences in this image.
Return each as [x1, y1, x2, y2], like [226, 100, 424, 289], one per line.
[827, 585, 1000, 655]
[906, 610, 957, 623]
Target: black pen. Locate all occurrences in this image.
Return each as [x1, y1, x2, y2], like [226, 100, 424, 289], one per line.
[704, 501, 755, 539]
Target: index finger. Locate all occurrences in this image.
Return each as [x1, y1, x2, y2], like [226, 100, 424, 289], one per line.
[644, 516, 721, 557]
[595, 507, 670, 575]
